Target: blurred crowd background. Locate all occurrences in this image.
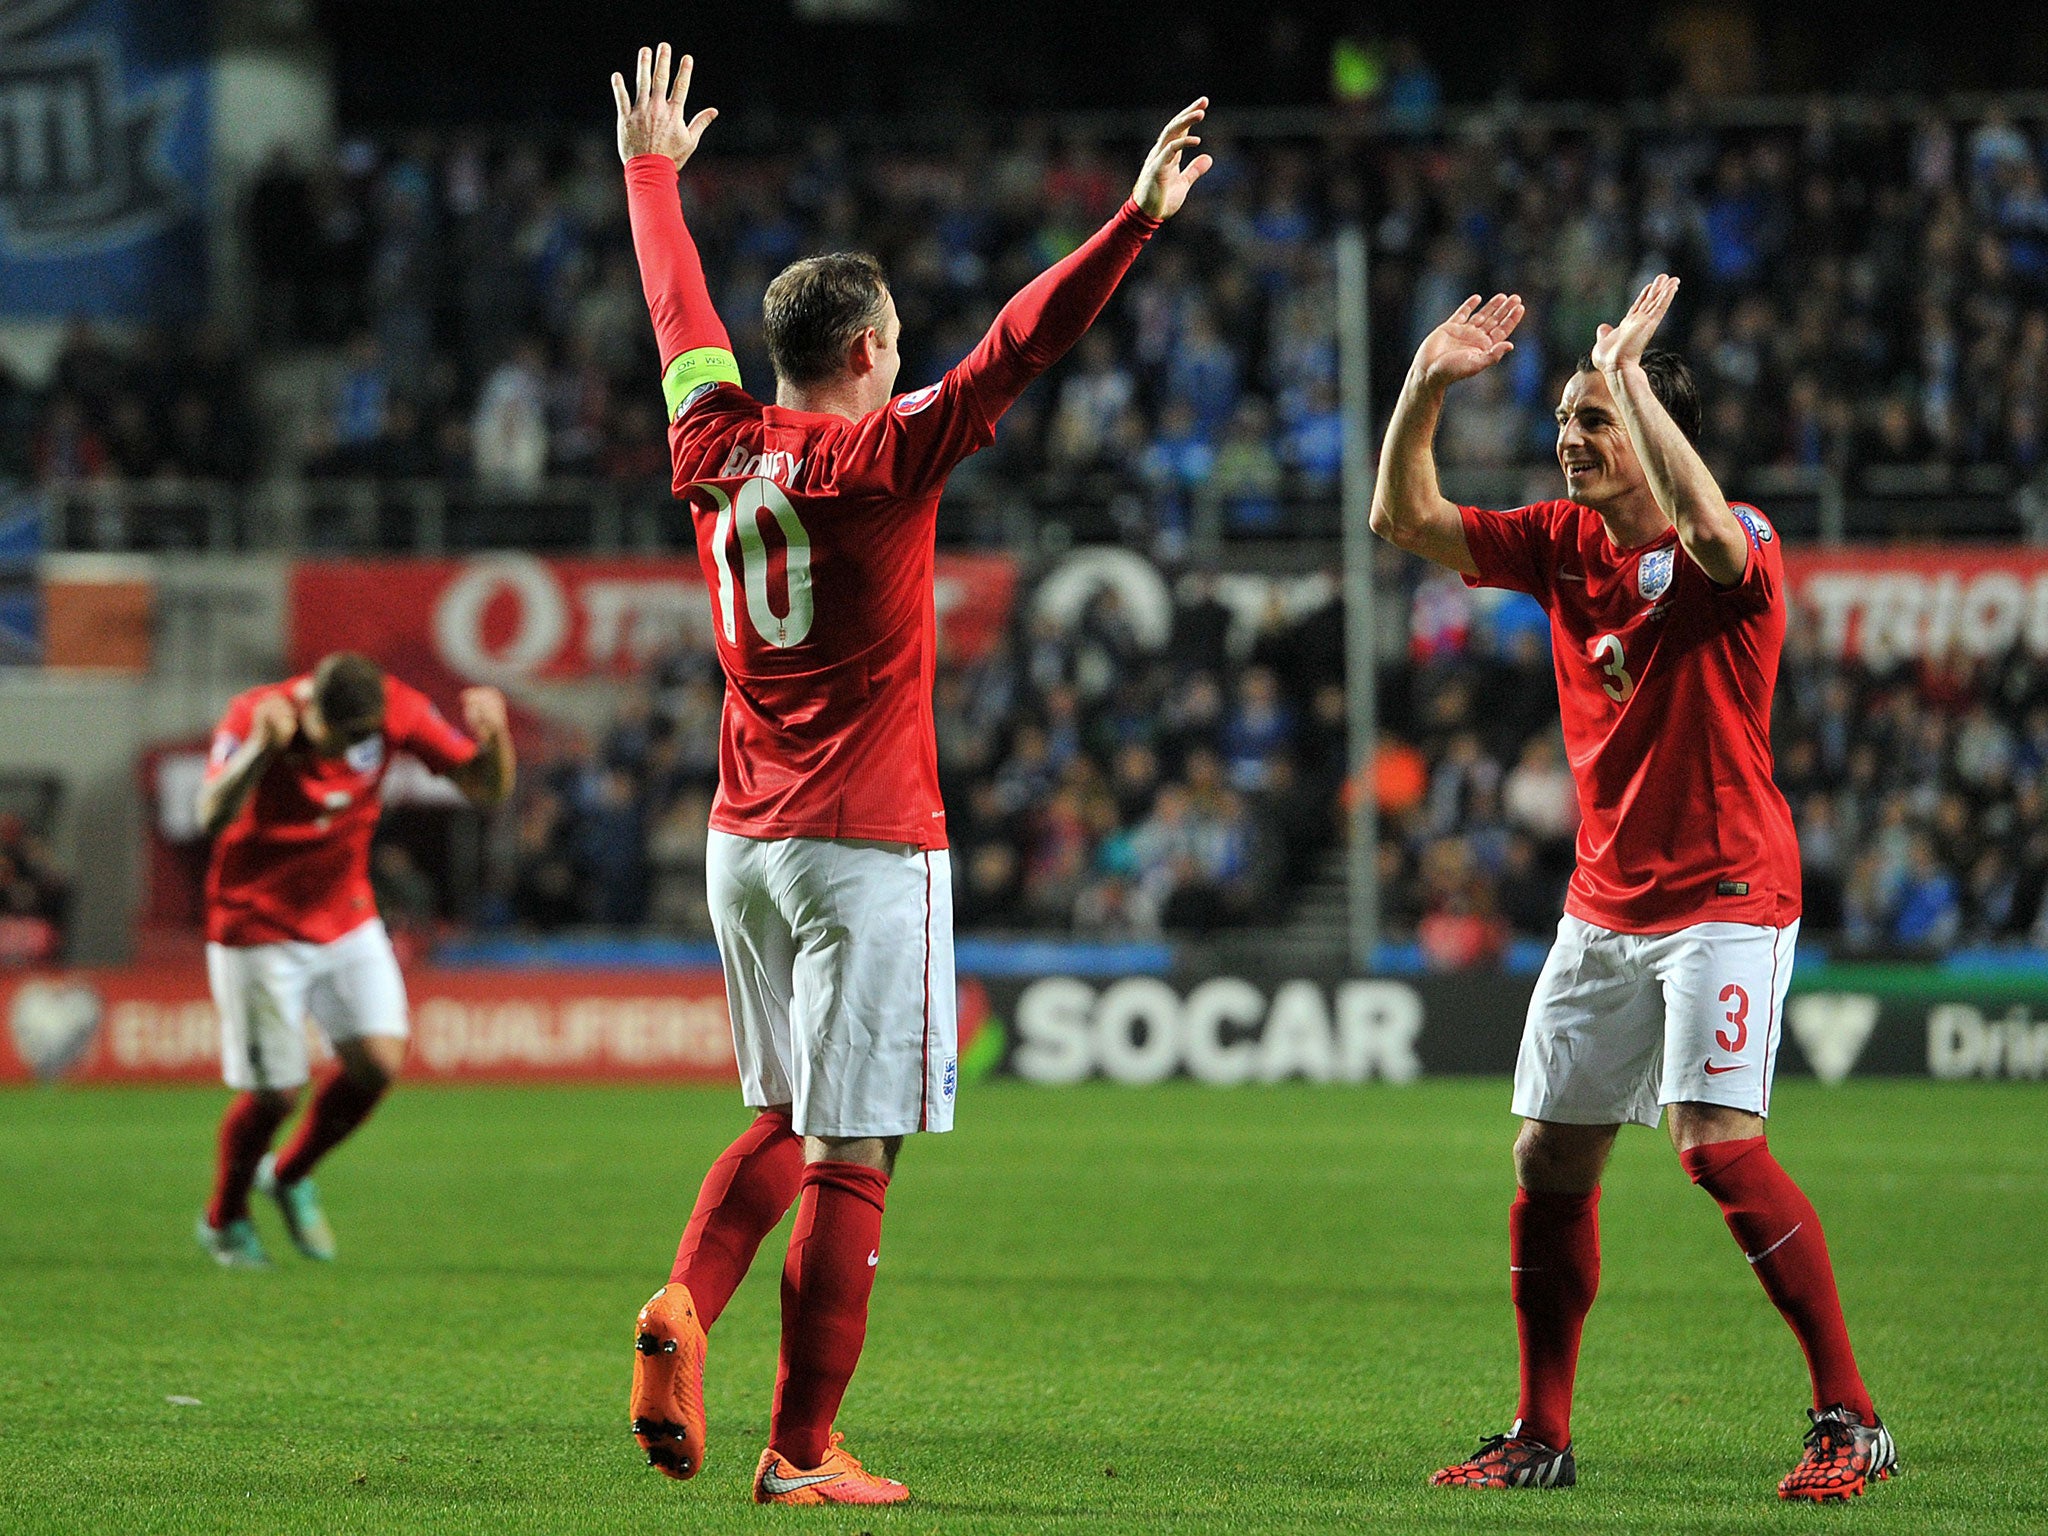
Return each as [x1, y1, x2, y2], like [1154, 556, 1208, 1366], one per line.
[9, 93, 2048, 549]
[472, 564, 2048, 965]
[8, 11, 2048, 965]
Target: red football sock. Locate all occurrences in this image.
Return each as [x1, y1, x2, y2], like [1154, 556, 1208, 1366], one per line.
[670, 1109, 805, 1329]
[770, 1161, 888, 1469]
[1511, 1186, 1601, 1450]
[1681, 1136, 1875, 1421]
[271, 1065, 387, 1186]
[206, 1092, 294, 1228]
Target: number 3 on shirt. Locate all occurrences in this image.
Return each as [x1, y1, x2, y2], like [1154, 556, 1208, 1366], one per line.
[704, 478, 815, 648]
[1590, 633, 1634, 702]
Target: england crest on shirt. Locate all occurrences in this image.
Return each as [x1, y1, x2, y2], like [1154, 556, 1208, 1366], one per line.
[1638, 546, 1676, 602]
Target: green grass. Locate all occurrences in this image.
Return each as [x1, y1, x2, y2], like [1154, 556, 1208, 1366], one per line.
[1, 1080, 2043, 1534]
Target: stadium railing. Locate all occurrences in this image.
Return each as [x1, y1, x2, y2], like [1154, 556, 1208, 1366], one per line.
[22, 469, 2048, 554]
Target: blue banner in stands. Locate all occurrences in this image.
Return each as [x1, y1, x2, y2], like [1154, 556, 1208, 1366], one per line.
[0, 0, 211, 318]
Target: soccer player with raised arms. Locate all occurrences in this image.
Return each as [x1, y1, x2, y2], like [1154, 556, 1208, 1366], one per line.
[1371, 278, 1894, 1501]
[612, 43, 1209, 1506]
[193, 652, 514, 1268]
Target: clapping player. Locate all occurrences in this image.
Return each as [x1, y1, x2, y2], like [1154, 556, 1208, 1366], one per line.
[611, 43, 1209, 1506]
[1371, 277, 1894, 1502]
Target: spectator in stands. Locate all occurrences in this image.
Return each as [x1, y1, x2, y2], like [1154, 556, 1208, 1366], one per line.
[574, 765, 648, 927]
[1416, 835, 1507, 970]
[1439, 364, 1524, 467]
[1892, 835, 1963, 950]
[247, 147, 317, 343]
[1129, 781, 1198, 930]
[646, 786, 713, 935]
[1280, 378, 1344, 497]
[1048, 333, 1135, 469]
[324, 331, 391, 469]
[1221, 665, 1294, 791]
[1497, 833, 1565, 938]
[472, 340, 550, 492]
[370, 841, 438, 934]
[508, 785, 579, 930]
[31, 393, 107, 482]
[0, 815, 67, 965]
[1139, 401, 1216, 534]
[1207, 400, 1286, 533]
[1502, 734, 1577, 851]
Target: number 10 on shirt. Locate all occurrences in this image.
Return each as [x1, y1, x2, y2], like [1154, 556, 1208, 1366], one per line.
[703, 477, 815, 648]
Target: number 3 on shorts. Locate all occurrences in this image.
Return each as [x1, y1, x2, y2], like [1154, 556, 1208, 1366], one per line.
[705, 477, 815, 648]
[1590, 633, 1634, 702]
[1717, 982, 1749, 1054]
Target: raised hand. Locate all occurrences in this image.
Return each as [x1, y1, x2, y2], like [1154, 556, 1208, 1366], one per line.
[249, 692, 299, 753]
[1132, 98, 1214, 221]
[459, 686, 510, 744]
[612, 43, 718, 169]
[1590, 273, 1677, 375]
[1411, 293, 1524, 391]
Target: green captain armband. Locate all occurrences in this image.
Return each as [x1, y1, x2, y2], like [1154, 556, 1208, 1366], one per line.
[662, 347, 743, 420]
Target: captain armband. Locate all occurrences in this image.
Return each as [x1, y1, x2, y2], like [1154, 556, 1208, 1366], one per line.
[661, 347, 743, 421]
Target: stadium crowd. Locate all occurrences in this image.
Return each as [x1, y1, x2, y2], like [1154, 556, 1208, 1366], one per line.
[3, 98, 2048, 547]
[11, 89, 2048, 960]
[477, 556, 2048, 962]
[1382, 579, 2048, 964]
[491, 570, 1351, 940]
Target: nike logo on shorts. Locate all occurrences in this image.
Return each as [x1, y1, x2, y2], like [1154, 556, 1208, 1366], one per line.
[759, 1470, 840, 1495]
[1703, 1061, 1741, 1075]
[866, 1250, 879, 1267]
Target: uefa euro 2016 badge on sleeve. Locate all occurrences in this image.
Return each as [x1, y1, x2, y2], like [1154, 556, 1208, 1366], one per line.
[1638, 546, 1676, 602]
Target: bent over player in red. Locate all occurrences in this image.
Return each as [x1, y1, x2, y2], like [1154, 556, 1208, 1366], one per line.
[193, 652, 513, 1268]
[611, 44, 1208, 1505]
[1372, 277, 1894, 1502]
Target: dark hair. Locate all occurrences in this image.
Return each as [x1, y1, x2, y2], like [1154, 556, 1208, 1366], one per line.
[1573, 348, 1701, 443]
[313, 651, 386, 729]
[762, 252, 891, 385]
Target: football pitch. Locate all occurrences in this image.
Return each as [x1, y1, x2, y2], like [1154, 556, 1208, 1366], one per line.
[2, 1079, 2042, 1535]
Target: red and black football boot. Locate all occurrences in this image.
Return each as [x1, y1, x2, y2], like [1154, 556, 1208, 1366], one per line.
[1778, 1404, 1897, 1502]
[1430, 1422, 1576, 1489]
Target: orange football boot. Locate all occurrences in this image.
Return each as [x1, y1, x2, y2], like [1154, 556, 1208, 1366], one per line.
[629, 1284, 708, 1480]
[1778, 1405, 1898, 1502]
[752, 1433, 909, 1505]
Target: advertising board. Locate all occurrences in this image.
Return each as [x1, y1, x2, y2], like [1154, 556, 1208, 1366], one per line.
[976, 967, 2048, 1086]
[289, 552, 1018, 702]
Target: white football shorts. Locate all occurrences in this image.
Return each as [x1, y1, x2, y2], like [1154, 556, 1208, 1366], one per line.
[1512, 914, 1799, 1128]
[208, 918, 408, 1092]
[706, 830, 957, 1139]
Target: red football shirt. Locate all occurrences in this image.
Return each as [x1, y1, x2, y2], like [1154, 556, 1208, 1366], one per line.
[1460, 500, 1801, 934]
[666, 388, 979, 846]
[625, 154, 1157, 849]
[203, 675, 477, 946]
